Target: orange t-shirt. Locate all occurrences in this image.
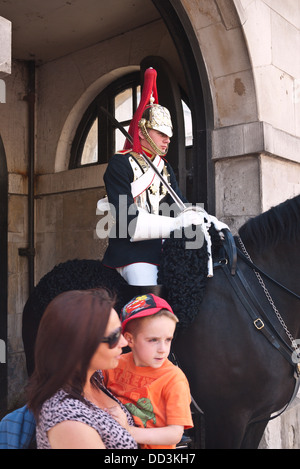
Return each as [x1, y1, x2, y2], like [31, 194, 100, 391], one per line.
[102, 352, 193, 449]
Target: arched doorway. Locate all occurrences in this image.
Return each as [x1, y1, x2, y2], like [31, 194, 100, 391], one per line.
[152, 0, 214, 211]
[0, 135, 8, 415]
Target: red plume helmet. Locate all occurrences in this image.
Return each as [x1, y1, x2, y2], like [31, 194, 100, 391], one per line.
[124, 68, 159, 154]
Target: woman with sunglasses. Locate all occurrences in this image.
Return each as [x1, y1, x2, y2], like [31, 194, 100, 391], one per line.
[27, 288, 138, 449]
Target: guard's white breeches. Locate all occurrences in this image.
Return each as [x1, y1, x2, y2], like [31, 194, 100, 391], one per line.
[116, 263, 158, 286]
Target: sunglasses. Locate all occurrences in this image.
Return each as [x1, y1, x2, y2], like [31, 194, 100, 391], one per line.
[100, 327, 122, 349]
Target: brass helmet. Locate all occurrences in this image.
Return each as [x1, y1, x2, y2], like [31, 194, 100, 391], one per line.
[124, 68, 172, 156]
[139, 95, 173, 136]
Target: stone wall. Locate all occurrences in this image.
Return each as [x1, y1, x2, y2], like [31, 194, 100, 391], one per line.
[35, 166, 108, 282]
[2, 20, 181, 406]
[1, 61, 30, 408]
[259, 395, 300, 449]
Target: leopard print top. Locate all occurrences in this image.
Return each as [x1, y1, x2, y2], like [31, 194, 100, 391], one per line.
[36, 372, 138, 449]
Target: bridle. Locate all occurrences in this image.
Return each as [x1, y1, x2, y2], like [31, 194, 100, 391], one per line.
[219, 230, 300, 422]
[237, 235, 300, 354]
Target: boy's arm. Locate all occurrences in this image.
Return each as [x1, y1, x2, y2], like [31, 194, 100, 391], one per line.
[106, 404, 184, 445]
[129, 424, 184, 446]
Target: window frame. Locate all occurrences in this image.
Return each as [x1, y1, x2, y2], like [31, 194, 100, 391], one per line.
[69, 72, 140, 168]
[69, 71, 193, 182]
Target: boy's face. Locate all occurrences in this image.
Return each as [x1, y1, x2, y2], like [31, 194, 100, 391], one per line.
[125, 315, 176, 368]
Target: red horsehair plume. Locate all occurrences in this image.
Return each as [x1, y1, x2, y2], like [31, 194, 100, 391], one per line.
[124, 67, 159, 154]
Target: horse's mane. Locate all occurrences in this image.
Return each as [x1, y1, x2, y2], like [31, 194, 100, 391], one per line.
[238, 195, 300, 251]
[158, 225, 222, 329]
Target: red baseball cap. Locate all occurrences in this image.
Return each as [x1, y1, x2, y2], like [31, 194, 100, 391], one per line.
[121, 293, 174, 331]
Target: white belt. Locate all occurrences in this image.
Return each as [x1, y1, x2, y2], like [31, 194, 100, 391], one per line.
[130, 155, 164, 197]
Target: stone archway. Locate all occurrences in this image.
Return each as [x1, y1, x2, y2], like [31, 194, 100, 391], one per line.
[55, 0, 259, 214]
[152, 0, 258, 213]
[54, 66, 139, 173]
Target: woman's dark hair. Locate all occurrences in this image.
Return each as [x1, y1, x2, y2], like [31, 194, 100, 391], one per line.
[27, 288, 115, 419]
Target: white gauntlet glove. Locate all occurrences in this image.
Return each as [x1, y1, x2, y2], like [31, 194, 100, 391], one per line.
[131, 208, 229, 278]
[176, 208, 208, 229]
[130, 208, 207, 242]
[208, 215, 229, 232]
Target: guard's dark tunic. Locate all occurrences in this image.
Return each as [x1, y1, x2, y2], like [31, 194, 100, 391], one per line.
[102, 149, 186, 268]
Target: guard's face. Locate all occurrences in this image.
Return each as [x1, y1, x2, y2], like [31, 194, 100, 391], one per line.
[139, 128, 171, 155]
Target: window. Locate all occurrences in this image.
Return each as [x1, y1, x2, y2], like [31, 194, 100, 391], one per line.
[69, 72, 140, 168]
[69, 72, 192, 169]
[114, 85, 140, 153]
[80, 118, 98, 165]
[182, 99, 193, 147]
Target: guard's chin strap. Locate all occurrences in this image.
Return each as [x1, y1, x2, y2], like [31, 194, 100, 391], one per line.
[138, 119, 167, 157]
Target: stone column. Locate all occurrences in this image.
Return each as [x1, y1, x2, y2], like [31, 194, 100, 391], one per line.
[0, 16, 11, 103]
[212, 122, 300, 233]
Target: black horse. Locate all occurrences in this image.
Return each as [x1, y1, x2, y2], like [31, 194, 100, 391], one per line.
[170, 194, 300, 448]
[22, 195, 300, 448]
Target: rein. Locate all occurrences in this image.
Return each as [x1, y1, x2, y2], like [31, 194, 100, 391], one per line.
[237, 236, 300, 351]
[236, 238, 300, 301]
[221, 232, 300, 369]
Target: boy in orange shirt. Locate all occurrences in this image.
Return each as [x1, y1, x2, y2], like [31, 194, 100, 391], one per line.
[102, 293, 193, 449]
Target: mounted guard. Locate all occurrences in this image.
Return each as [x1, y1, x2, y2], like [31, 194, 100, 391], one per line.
[98, 67, 228, 294]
